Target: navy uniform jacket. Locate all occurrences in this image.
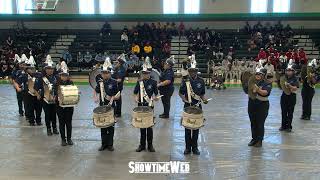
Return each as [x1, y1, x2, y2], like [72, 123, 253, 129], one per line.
[112, 65, 126, 91]
[179, 76, 205, 106]
[11, 69, 22, 81]
[133, 78, 158, 106]
[34, 74, 57, 98]
[159, 68, 174, 94]
[95, 77, 119, 106]
[254, 80, 272, 100]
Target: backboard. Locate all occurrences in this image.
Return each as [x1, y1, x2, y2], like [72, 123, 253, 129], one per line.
[25, 0, 59, 11]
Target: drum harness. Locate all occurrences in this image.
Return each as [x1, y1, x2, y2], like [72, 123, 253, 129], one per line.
[186, 80, 202, 107]
[43, 76, 55, 103]
[27, 73, 36, 96]
[139, 81, 153, 107]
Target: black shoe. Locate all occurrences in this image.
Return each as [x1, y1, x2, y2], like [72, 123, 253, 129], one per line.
[29, 122, 36, 126]
[184, 149, 191, 155]
[61, 140, 67, 146]
[107, 146, 114, 151]
[98, 145, 107, 151]
[19, 112, 24, 117]
[136, 145, 146, 152]
[192, 148, 200, 155]
[279, 127, 286, 131]
[253, 141, 262, 147]
[115, 114, 121, 118]
[53, 128, 59, 135]
[36, 122, 42, 126]
[159, 114, 169, 119]
[67, 139, 73, 145]
[285, 128, 292, 133]
[47, 129, 53, 136]
[248, 139, 257, 146]
[304, 117, 310, 120]
[300, 116, 306, 120]
[148, 145, 155, 152]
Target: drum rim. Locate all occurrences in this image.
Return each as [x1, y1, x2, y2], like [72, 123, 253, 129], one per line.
[183, 106, 203, 114]
[93, 105, 113, 113]
[133, 106, 153, 112]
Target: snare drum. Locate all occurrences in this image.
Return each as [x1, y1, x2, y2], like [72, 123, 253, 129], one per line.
[181, 106, 204, 130]
[132, 106, 154, 128]
[93, 105, 115, 128]
[58, 85, 80, 107]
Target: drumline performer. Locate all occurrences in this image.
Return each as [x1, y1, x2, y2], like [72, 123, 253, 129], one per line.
[133, 61, 160, 152]
[34, 55, 59, 136]
[15, 55, 43, 126]
[279, 63, 299, 132]
[112, 54, 127, 118]
[56, 62, 75, 146]
[247, 67, 272, 148]
[179, 59, 209, 155]
[11, 54, 25, 116]
[95, 58, 120, 151]
[301, 59, 319, 120]
[158, 56, 175, 119]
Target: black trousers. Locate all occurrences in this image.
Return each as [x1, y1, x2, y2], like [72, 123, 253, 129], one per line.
[248, 99, 269, 141]
[281, 93, 296, 129]
[100, 100, 115, 147]
[301, 87, 315, 118]
[114, 95, 122, 116]
[138, 103, 153, 147]
[42, 101, 57, 129]
[56, 106, 74, 140]
[16, 90, 24, 115]
[23, 92, 42, 124]
[184, 104, 201, 150]
[160, 89, 174, 116]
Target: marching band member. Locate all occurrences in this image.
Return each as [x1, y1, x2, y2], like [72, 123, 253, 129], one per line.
[15, 55, 43, 126]
[56, 63, 74, 146]
[179, 61, 208, 155]
[34, 55, 59, 136]
[112, 54, 127, 118]
[279, 63, 299, 132]
[95, 58, 119, 151]
[11, 55, 25, 116]
[158, 56, 175, 119]
[133, 63, 159, 152]
[301, 59, 318, 120]
[248, 67, 272, 148]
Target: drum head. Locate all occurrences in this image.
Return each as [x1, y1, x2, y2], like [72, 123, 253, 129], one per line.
[184, 106, 202, 114]
[89, 68, 102, 89]
[93, 105, 113, 114]
[133, 106, 152, 112]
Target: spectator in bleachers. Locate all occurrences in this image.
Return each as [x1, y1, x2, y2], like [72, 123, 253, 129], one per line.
[101, 21, 111, 37]
[95, 52, 104, 63]
[187, 45, 195, 56]
[299, 48, 307, 65]
[162, 41, 171, 58]
[6, 36, 13, 48]
[84, 51, 93, 69]
[232, 37, 241, 49]
[244, 21, 251, 34]
[179, 22, 185, 37]
[286, 48, 293, 60]
[77, 52, 84, 71]
[143, 42, 153, 57]
[62, 50, 72, 64]
[121, 32, 129, 51]
[227, 46, 234, 60]
[257, 48, 267, 61]
[131, 43, 140, 57]
[216, 47, 224, 60]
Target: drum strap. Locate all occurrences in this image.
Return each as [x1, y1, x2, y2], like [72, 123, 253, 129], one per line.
[43, 77, 53, 93]
[28, 74, 36, 96]
[186, 81, 202, 103]
[139, 81, 152, 106]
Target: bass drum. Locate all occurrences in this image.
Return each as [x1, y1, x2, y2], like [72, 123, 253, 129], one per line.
[89, 68, 102, 89]
[132, 106, 154, 128]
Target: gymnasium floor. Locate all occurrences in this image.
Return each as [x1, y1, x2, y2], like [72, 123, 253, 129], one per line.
[0, 84, 320, 180]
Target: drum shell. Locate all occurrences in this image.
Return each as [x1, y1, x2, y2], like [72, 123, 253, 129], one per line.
[93, 106, 115, 128]
[58, 85, 80, 107]
[132, 106, 154, 128]
[181, 107, 204, 130]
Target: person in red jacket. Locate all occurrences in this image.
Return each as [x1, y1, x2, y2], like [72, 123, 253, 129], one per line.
[292, 49, 299, 64]
[299, 48, 308, 65]
[274, 49, 280, 61]
[286, 49, 293, 60]
[268, 53, 278, 69]
[257, 48, 267, 61]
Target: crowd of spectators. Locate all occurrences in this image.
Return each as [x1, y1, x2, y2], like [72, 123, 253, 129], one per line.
[245, 21, 295, 52]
